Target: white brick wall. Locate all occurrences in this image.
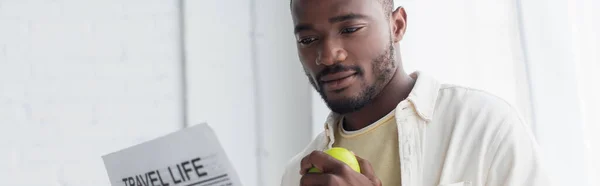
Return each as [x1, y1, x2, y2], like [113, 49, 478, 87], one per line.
[0, 0, 183, 185]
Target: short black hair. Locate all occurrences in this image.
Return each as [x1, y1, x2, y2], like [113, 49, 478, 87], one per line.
[380, 0, 394, 16]
[290, 0, 394, 17]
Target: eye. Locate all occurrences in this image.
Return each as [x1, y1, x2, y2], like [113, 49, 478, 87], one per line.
[341, 27, 363, 34]
[298, 37, 318, 45]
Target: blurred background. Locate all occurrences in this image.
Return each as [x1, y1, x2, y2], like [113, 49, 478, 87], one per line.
[0, 0, 598, 185]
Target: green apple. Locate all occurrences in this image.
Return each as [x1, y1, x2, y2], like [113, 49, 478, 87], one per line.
[308, 147, 361, 173]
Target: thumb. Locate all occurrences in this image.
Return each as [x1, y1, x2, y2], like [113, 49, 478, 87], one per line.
[355, 155, 381, 185]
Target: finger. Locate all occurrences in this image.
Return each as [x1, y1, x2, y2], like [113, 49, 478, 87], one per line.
[300, 150, 346, 174]
[356, 155, 382, 185]
[300, 173, 338, 186]
[299, 151, 316, 174]
[355, 155, 377, 181]
[299, 151, 327, 174]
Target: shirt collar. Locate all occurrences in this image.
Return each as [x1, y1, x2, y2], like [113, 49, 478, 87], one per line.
[405, 71, 441, 121]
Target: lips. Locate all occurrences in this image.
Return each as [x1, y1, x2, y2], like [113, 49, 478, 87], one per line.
[319, 71, 358, 91]
[319, 71, 357, 82]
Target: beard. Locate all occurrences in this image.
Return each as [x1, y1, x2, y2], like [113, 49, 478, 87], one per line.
[306, 42, 396, 114]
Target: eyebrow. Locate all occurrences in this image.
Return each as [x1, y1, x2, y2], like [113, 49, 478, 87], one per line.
[328, 13, 368, 23]
[294, 13, 369, 33]
[294, 24, 313, 34]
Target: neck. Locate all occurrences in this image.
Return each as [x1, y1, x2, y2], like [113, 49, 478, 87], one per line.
[342, 67, 415, 131]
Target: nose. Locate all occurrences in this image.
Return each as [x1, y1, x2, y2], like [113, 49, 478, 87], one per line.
[316, 38, 347, 66]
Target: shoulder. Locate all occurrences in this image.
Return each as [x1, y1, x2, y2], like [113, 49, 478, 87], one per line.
[436, 84, 520, 124]
[439, 84, 514, 112]
[280, 132, 327, 186]
[434, 84, 532, 148]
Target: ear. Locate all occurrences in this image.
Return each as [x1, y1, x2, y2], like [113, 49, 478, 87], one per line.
[390, 6, 407, 43]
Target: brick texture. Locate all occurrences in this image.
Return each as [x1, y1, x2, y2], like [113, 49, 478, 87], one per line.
[0, 0, 183, 185]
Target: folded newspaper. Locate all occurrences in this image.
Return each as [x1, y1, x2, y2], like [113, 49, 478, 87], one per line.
[102, 123, 242, 186]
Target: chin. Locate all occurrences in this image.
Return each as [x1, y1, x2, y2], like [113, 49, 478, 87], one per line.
[324, 95, 358, 107]
[324, 91, 354, 101]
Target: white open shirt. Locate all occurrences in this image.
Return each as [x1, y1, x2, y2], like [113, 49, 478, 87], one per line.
[280, 72, 549, 186]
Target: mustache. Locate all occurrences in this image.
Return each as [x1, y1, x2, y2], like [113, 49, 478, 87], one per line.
[316, 64, 363, 82]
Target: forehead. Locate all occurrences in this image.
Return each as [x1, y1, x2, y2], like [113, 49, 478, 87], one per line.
[291, 0, 383, 24]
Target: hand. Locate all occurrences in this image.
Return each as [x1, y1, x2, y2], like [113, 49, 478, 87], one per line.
[299, 150, 382, 186]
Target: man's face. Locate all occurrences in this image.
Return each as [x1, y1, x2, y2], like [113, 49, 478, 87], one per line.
[292, 0, 397, 114]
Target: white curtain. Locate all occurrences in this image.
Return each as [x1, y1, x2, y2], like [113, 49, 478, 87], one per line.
[519, 0, 599, 185]
[568, 0, 600, 184]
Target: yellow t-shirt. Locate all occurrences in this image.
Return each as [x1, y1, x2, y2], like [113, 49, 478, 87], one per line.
[333, 110, 401, 186]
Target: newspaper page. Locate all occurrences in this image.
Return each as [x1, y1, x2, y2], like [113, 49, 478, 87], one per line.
[102, 123, 242, 186]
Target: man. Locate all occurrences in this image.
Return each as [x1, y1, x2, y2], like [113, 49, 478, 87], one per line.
[281, 0, 548, 185]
